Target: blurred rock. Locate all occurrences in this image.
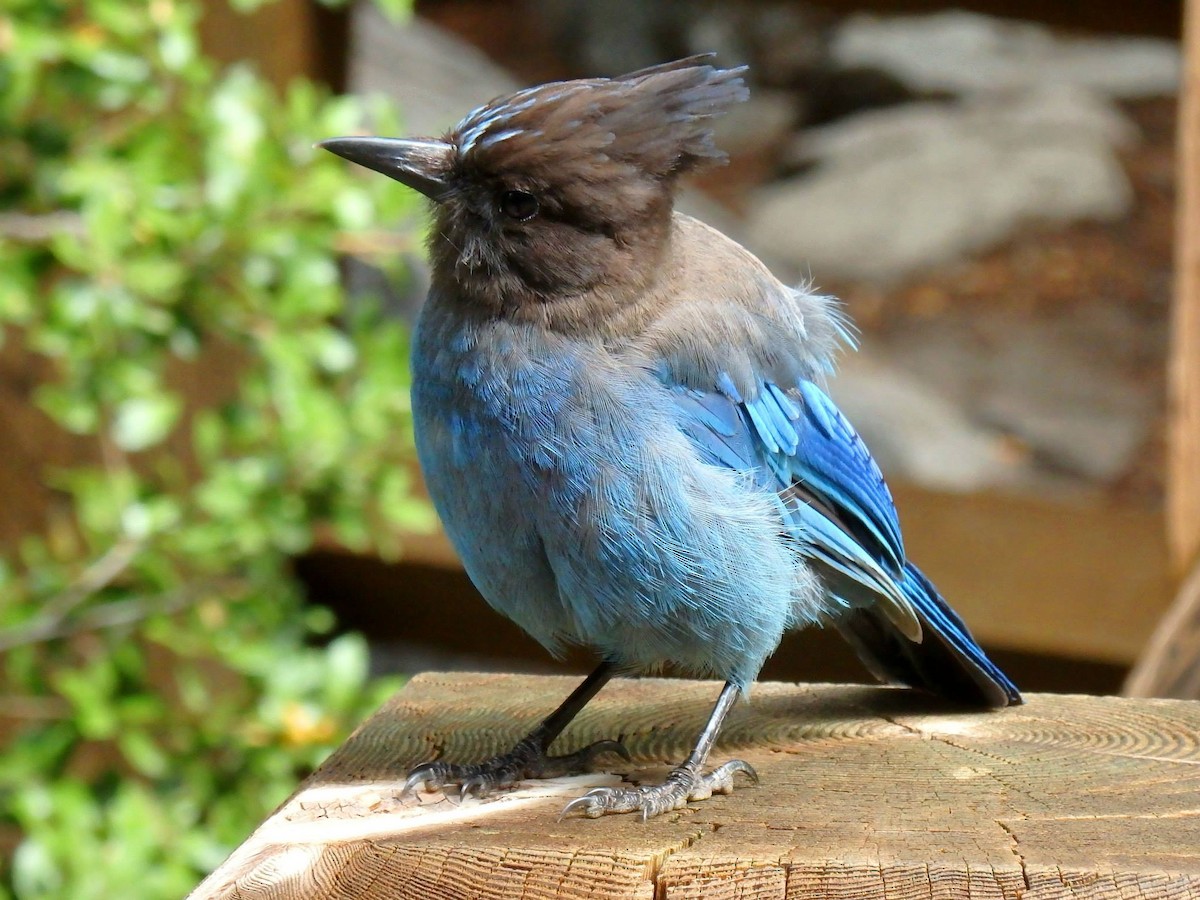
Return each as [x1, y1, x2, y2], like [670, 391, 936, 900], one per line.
[746, 88, 1135, 281]
[788, 85, 1136, 168]
[798, 66, 921, 127]
[675, 189, 746, 244]
[880, 306, 1159, 483]
[348, 7, 520, 137]
[830, 302, 1160, 492]
[531, 0, 692, 76]
[682, 2, 834, 86]
[832, 11, 1181, 100]
[830, 352, 1028, 491]
[710, 89, 797, 156]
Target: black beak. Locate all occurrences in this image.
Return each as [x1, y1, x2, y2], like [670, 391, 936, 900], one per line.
[318, 137, 453, 202]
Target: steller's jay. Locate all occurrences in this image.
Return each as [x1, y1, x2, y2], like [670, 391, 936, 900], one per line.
[321, 56, 1020, 821]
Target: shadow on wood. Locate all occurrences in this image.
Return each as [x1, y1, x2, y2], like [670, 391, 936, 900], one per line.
[190, 673, 1200, 899]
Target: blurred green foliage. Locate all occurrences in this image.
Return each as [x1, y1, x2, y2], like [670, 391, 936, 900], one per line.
[0, 0, 432, 896]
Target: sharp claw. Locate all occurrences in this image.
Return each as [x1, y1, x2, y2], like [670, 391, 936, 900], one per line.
[462, 774, 494, 801]
[400, 770, 432, 800]
[558, 795, 596, 821]
[721, 759, 759, 785]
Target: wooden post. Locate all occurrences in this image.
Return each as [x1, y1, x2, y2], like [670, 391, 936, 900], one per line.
[1126, 557, 1200, 696]
[1125, 0, 1200, 698]
[1170, 0, 1200, 577]
[197, 0, 348, 91]
[189, 673, 1200, 899]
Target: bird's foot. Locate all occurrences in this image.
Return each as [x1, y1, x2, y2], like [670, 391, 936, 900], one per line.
[560, 758, 758, 821]
[402, 734, 630, 801]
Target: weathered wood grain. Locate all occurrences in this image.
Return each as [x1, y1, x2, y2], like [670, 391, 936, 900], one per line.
[190, 674, 1200, 900]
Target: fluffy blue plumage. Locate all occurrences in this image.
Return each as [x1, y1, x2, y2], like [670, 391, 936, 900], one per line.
[413, 304, 816, 687]
[412, 219, 1018, 706]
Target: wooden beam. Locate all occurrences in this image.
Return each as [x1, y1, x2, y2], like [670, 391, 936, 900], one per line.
[1124, 0, 1200, 699]
[1170, 0, 1200, 576]
[189, 674, 1200, 899]
[197, 0, 348, 90]
[891, 484, 1170, 664]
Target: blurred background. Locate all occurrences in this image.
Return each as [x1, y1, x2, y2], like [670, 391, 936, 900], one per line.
[0, 0, 1193, 896]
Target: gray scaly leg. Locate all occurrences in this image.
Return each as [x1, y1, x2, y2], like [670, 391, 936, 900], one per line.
[560, 680, 757, 821]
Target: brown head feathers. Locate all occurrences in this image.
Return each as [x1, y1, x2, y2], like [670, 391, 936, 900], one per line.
[451, 56, 748, 182]
[402, 56, 751, 315]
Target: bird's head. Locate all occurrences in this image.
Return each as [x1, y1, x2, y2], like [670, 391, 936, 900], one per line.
[321, 56, 748, 314]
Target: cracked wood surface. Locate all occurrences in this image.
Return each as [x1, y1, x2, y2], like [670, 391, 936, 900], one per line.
[190, 673, 1200, 900]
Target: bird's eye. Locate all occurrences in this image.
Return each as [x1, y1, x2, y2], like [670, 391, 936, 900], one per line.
[499, 190, 539, 222]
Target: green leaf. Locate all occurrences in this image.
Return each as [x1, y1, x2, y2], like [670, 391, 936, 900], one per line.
[35, 383, 101, 434]
[315, 327, 357, 373]
[118, 729, 170, 778]
[112, 393, 181, 451]
[11, 839, 62, 899]
[368, 0, 411, 23]
[56, 666, 118, 739]
[321, 632, 369, 710]
[158, 23, 197, 73]
[0, 1, 434, 896]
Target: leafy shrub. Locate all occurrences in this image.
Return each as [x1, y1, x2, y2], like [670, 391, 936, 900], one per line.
[0, 0, 429, 895]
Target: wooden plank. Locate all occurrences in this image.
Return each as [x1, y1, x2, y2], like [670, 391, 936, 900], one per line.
[197, 0, 338, 89]
[189, 673, 1200, 900]
[1170, 0, 1200, 576]
[891, 484, 1171, 665]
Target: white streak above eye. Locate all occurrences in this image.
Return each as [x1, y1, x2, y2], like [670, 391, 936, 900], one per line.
[479, 128, 523, 148]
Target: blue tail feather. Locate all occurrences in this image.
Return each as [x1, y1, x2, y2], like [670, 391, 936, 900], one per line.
[837, 563, 1021, 708]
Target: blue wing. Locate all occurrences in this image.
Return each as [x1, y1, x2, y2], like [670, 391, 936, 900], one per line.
[670, 375, 1020, 708]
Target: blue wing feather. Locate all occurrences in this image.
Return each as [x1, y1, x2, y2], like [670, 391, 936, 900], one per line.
[673, 379, 918, 631]
[791, 382, 904, 569]
[669, 374, 1020, 708]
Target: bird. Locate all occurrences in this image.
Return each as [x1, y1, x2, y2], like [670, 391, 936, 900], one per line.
[320, 55, 1021, 821]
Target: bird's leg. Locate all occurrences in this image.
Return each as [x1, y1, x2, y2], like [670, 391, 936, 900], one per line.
[560, 680, 757, 821]
[402, 661, 628, 801]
